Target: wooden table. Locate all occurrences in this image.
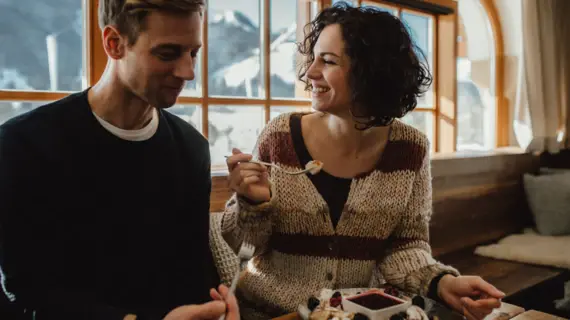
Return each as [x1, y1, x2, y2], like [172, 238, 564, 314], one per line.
[272, 313, 299, 320]
[511, 310, 567, 320]
[270, 303, 566, 320]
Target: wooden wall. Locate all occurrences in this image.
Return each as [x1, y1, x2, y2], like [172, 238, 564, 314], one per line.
[210, 151, 541, 257]
[430, 151, 539, 256]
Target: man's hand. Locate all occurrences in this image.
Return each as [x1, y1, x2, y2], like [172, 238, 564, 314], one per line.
[209, 285, 240, 320]
[163, 285, 240, 320]
[438, 275, 505, 320]
[163, 301, 226, 320]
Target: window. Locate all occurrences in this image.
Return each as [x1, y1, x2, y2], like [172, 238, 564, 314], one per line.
[456, 0, 497, 151]
[0, 1, 85, 92]
[1, 0, 474, 172]
[208, 0, 263, 98]
[400, 10, 436, 151]
[0, 0, 85, 127]
[361, 1, 397, 15]
[333, 0, 356, 6]
[0, 101, 48, 125]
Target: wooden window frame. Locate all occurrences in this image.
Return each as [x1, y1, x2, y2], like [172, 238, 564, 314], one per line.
[0, 0, 506, 157]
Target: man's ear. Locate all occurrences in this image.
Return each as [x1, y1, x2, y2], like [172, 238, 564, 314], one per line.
[102, 26, 127, 60]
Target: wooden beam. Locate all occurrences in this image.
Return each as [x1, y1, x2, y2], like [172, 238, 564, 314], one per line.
[433, 13, 440, 152]
[201, 6, 209, 138]
[263, 0, 271, 123]
[89, 0, 107, 86]
[436, 0, 458, 153]
[0, 90, 69, 102]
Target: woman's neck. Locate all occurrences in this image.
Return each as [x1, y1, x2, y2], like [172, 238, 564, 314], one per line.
[318, 112, 391, 157]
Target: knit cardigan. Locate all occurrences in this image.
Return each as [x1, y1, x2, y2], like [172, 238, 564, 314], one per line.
[220, 112, 459, 319]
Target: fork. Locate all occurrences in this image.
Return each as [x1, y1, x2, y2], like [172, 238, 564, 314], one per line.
[219, 242, 255, 320]
[224, 156, 320, 175]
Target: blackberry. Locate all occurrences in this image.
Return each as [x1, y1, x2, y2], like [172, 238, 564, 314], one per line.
[332, 291, 342, 299]
[354, 313, 369, 320]
[389, 314, 406, 320]
[412, 296, 425, 309]
[307, 296, 320, 311]
[385, 286, 400, 297]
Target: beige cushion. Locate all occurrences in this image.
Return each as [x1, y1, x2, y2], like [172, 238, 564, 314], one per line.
[523, 169, 570, 236]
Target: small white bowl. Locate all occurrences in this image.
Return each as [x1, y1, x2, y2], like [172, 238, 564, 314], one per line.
[342, 289, 411, 320]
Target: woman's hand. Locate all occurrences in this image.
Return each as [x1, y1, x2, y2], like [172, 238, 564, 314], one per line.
[226, 148, 271, 204]
[438, 275, 505, 320]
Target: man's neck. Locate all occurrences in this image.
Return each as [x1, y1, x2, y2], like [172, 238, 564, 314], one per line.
[88, 77, 154, 130]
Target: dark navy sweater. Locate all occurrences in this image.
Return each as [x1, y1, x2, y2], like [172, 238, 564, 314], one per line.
[0, 90, 219, 319]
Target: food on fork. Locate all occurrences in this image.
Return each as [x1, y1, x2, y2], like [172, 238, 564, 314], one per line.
[305, 160, 324, 175]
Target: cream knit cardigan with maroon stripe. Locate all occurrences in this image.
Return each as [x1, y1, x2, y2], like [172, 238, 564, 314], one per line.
[220, 112, 459, 319]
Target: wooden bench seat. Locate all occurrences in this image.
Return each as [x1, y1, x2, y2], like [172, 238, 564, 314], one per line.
[429, 151, 570, 318]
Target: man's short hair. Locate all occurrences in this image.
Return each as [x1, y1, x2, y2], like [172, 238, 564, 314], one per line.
[98, 0, 205, 45]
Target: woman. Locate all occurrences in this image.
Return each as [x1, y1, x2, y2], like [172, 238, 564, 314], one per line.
[222, 3, 504, 320]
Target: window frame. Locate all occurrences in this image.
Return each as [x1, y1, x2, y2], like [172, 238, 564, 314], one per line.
[0, 0, 507, 162]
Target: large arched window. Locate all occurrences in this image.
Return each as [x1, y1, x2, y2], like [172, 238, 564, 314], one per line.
[457, 0, 497, 151]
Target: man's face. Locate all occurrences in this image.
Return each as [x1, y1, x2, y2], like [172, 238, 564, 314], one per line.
[118, 11, 202, 109]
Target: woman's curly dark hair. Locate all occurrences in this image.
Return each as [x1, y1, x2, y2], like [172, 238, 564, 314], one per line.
[298, 1, 432, 128]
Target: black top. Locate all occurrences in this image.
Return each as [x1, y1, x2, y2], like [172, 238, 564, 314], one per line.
[289, 113, 446, 303]
[290, 114, 352, 228]
[0, 90, 219, 320]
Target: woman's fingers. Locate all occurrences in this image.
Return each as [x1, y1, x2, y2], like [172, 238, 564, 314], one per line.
[239, 175, 261, 189]
[462, 297, 501, 310]
[226, 153, 252, 171]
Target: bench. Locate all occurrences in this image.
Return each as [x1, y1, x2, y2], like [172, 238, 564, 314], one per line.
[429, 150, 570, 318]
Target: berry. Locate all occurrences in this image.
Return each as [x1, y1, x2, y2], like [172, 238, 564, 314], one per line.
[384, 286, 400, 297]
[354, 313, 370, 320]
[412, 296, 425, 309]
[329, 297, 342, 308]
[390, 314, 406, 320]
[307, 296, 320, 311]
[332, 291, 342, 299]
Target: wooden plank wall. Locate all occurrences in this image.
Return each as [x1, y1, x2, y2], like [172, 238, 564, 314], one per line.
[430, 151, 539, 256]
[210, 151, 541, 256]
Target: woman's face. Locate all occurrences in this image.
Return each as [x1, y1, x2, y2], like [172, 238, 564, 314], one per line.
[306, 24, 352, 115]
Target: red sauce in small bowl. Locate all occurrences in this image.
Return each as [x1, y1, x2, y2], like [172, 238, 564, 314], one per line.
[348, 292, 403, 310]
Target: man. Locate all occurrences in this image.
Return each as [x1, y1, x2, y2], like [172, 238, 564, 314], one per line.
[0, 0, 239, 319]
